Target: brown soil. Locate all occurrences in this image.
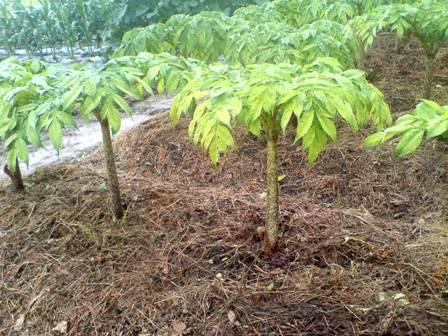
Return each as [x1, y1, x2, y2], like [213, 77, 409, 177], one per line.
[366, 34, 448, 113]
[1, 35, 448, 336]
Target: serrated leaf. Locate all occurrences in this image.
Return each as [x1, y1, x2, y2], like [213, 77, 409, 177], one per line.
[209, 142, 220, 164]
[218, 125, 234, 147]
[80, 96, 101, 119]
[216, 109, 231, 126]
[336, 99, 358, 130]
[114, 80, 142, 100]
[248, 118, 261, 136]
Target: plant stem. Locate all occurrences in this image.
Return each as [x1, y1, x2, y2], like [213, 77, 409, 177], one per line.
[96, 112, 124, 219]
[356, 37, 365, 70]
[263, 121, 279, 255]
[424, 54, 435, 99]
[4, 159, 24, 191]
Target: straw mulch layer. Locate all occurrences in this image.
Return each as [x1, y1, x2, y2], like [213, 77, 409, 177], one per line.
[366, 34, 448, 113]
[1, 113, 448, 336]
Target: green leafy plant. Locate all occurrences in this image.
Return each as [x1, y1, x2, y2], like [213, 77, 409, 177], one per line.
[0, 58, 75, 190]
[170, 58, 391, 254]
[115, 11, 359, 70]
[271, 0, 327, 27]
[133, 52, 200, 93]
[225, 21, 305, 66]
[59, 60, 146, 218]
[270, 0, 413, 27]
[233, 3, 283, 24]
[109, 0, 266, 39]
[365, 100, 448, 157]
[296, 20, 358, 68]
[171, 12, 232, 63]
[0, 0, 118, 58]
[350, 0, 448, 98]
[114, 11, 233, 62]
[113, 23, 174, 57]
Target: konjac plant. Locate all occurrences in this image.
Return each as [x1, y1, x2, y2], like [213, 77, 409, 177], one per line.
[231, 0, 415, 69]
[0, 58, 75, 191]
[113, 11, 359, 70]
[59, 60, 147, 219]
[170, 58, 391, 254]
[365, 100, 448, 157]
[350, 0, 448, 99]
[233, 3, 284, 24]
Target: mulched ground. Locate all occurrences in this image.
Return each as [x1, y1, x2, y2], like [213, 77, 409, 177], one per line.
[366, 33, 448, 113]
[1, 34, 448, 336]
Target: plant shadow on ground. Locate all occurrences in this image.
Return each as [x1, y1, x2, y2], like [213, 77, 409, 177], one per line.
[1, 34, 448, 335]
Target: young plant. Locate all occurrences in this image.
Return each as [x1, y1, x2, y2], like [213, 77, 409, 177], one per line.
[60, 61, 145, 218]
[233, 3, 284, 24]
[113, 23, 174, 58]
[271, 0, 327, 28]
[225, 21, 305, 66]
[325, 0, 384, 68]
[133, 52, 201, 93]
[170, 11, 231, 63]
[0, 58, 75, 190]
[350, 0, 448, 98]
[365, 100, 448, 157]
[115, 12, 358, 70]
[170, 58, 391, 254]
[296, 20, 358, 69]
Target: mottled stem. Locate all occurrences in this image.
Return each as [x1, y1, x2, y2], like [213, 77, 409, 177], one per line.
[357, 37, 366, 70]
[96, 112, 124, 219]
[423, 54, 435, 100]
[263, 120, 279, 255]
[4, 159, 24, 191]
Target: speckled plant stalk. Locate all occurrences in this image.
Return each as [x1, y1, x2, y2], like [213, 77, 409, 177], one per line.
[96, 110, 124, 219]
[263, 117, 280, 255]
[4, 158, 24, 191]
[423, 53, 435, 99]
